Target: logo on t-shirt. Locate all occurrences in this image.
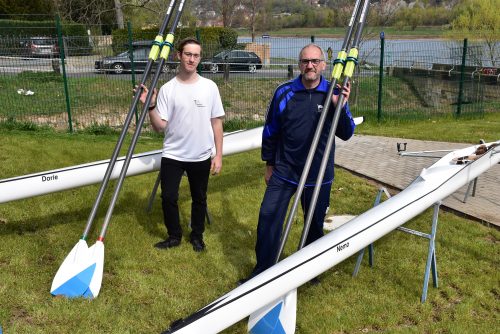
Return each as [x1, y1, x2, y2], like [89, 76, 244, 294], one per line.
[317, 104, 324, 113]
[194, 99, 206, 108]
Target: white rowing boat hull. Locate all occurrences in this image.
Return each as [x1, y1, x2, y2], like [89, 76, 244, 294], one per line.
[164, 141, 500, 334]
[0, 127, 263, 203]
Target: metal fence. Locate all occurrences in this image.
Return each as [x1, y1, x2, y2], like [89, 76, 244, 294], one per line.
[0, 21, 498, 133]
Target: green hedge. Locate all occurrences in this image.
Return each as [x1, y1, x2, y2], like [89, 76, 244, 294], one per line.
[111, 27, 238, 58]
[0, 19, 56, 37]
[0, 19, 91, 56]
[0, 19, 88, 37]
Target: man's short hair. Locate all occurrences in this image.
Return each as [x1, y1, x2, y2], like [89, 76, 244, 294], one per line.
[298, 43, 325, 61]
[177, 37, 202, 54]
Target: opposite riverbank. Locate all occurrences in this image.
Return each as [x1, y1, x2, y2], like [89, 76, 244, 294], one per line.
[237, 26, 450, 39]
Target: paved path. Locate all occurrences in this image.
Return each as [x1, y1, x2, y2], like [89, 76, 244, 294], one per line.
[335, 135, 500, 227]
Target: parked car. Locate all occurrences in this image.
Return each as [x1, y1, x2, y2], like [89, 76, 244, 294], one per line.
[94, 41, 177, 74]
[23, 37, 59, 57]
[205, 50, 262, 73]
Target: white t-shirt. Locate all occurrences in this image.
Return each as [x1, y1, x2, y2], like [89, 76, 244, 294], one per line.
[156, 75, 225, 161]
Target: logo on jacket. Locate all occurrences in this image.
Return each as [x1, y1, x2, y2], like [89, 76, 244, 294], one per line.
[317, 104, 324, 113]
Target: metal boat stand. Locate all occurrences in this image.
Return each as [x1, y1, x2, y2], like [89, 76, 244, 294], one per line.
[352, 187, 440, 303]
[145, 171, 212, 225]
[462, 177, 478, 203]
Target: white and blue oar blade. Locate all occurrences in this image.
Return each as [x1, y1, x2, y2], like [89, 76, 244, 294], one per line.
[248, 289, 297, 334]
[51, 239, 105, 299]
[51, 239, 94, 298]
[82, 240, 105, 299]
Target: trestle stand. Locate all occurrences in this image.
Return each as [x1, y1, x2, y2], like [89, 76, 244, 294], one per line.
[462, 177, 478, 203]
[352, 187, 440, 303]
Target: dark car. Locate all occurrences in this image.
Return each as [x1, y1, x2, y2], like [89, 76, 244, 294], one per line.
[23, 37, 59, 57]
[205, 50, 262, 74]
[94, 41, 177, 74]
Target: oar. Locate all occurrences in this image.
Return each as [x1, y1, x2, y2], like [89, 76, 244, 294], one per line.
[81, 0, 187, 299]
[50, 0, 183, 299]
[247, 0, 370, 332]
[299, 0, 371, 272]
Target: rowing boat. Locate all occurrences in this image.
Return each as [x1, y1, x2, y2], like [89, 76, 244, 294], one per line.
[0, 127, 263, 204]
[163, 140, 500, 334]
[0, 118, 364, 204]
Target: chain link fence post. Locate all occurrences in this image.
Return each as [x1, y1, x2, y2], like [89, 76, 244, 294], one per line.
[55, 15, 73, 132]
[456, 38, 467, 117]
[127, 21, 138, 123]
[196, 29, 202, 74]
[377, 31, 385, 122]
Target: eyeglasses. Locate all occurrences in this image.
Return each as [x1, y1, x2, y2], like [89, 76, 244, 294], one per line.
[183, 52, 200, 59]
[299, 58, 322, 66]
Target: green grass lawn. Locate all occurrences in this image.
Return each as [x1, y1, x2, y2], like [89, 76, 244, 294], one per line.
[0, 130, 498, 333]
[3, 68, 496, 134]
[357, 111, 500, 143]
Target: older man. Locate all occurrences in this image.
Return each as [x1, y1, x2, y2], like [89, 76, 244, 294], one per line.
[240, 44, 356, 283]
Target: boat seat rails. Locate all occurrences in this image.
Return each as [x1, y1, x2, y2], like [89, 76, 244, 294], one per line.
[352, 187, 440, 303]
[145, 171, 212, 225]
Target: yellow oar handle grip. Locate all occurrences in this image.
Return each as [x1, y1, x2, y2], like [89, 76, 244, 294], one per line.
[343, 48, 359, 78]
[149, 35, 163, 60]
[331, 50, 347, 80]
[160, 34, 175, 60]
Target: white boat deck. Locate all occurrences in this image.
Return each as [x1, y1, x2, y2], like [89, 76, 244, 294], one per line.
[335, 135, 500, 226]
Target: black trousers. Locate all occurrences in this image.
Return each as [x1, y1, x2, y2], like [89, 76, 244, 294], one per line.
[160, 157, 211, 241]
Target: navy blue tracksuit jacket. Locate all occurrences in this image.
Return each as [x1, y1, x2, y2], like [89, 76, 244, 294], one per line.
[251, 75, 356, 277]
[262, 75, 356, 184]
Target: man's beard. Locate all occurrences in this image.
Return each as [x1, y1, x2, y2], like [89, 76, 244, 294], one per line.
[303, 70, 319, 81]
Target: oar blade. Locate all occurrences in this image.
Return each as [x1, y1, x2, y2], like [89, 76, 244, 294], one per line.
[50, 240, 105, 299]
[51, 239, 93, 297]
[248, 289, 297, 334]
[83, 240, 105, 299]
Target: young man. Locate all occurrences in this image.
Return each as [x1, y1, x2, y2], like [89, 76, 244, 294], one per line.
[139, 38, 224, 252]
[240, 44, 355, 283]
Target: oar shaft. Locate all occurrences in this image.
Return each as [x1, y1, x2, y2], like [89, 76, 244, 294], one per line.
[81, 0, 178, 239]
[98, 0, 186, 240]
[274, 0, 365, 264]
[300, 0, 371, 248]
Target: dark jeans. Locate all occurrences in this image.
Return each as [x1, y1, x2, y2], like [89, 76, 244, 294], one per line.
[160, 157, 211, 241]
[252, 175, 332, 277]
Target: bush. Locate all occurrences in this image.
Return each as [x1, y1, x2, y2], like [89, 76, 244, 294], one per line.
[0, 19, 92, 56]
[111, 27, 238, 58]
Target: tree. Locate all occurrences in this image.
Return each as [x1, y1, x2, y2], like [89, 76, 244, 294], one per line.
[212, 0, 240, 27]
[122, 0, 197, 30]
[245, 0, 264, 41]
[114, 0, 125, 29]
[450, 0, 500, 66]
[0, 0, 53, 19]
[52, 0, 116, 28]
[255, 0, 275, 32]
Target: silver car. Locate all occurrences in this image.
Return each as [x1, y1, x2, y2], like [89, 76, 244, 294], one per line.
[24, 37, 59, 57]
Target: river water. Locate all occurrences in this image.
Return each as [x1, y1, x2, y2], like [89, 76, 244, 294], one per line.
[238, 36, 498, 68]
